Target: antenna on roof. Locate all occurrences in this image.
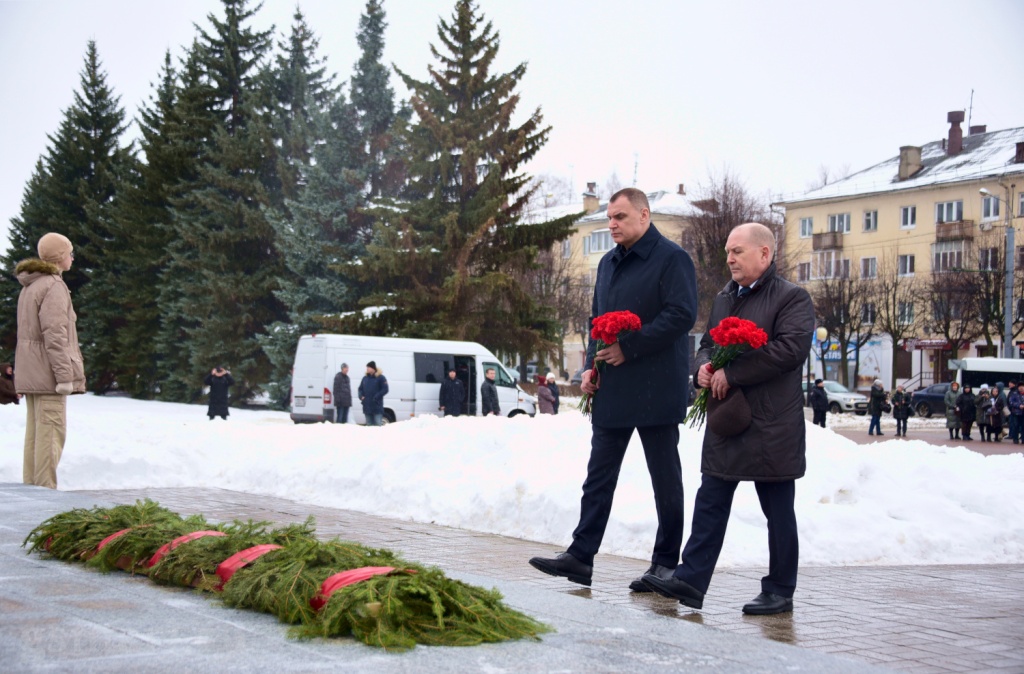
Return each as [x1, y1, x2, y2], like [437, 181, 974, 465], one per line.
[968, 89, 974, 130]
[632, 153, 638, 187]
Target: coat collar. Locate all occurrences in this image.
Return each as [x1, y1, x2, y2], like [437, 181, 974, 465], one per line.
[612, 223, 663, 261]
[726, 261, 778, 296]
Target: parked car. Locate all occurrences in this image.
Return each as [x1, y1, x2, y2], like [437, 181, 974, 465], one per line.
[910, 382, 951, 418]
[801, 380, 869, 415]
[570, 367, 585, 386]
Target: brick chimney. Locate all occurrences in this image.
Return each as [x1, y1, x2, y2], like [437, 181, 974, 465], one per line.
[1016, 142, 1024, 164]
[677, 183, 686, 196]
[947, 110, 964, 155]
[898, 146, 922, 181]
[969, 125, 987, 136]
[582, 181, 599, 214]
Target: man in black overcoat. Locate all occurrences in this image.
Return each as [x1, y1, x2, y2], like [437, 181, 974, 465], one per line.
[529, 188, 697, 591]
[439, 367, 465, 416]
[205, 366, 234, 420]
[809, 378, 828, 428]
[644, 223, 814, 615]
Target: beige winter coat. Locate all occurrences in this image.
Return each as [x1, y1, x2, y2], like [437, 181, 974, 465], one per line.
[14, 259, 86, 394]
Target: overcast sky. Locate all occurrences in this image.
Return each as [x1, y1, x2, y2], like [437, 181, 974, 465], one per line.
[2, 0, 1023, 256]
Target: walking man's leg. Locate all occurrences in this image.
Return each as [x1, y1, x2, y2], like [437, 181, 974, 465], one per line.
[637, 424, 684, 568]
[566, 426, 633, 565]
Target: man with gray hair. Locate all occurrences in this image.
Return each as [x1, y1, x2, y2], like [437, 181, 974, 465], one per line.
[15, 232, 86, 489]
[644, 222, 814, 615]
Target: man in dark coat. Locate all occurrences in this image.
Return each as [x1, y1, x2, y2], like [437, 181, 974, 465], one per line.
[332, 363, 352, 424]
[439, 367, 465, 416]
[530, 188, 697, 592]
[956, 384, 976, 441]
[204, 366, 234, 420]
[809, 378, 827, 427]
[358, 361, 389, 426]
[644, 222, 814, 616]
[481, 367, 500, 416]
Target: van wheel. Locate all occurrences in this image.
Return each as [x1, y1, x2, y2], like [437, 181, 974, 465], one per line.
[829, 402, 842, 415]
[508, 410, 525, 418]
[383, 410, 396, 425]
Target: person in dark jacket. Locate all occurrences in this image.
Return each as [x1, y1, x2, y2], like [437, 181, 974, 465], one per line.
[204, 366, 234, 420]
[545, 372, 560, 414]
[358, 361, 389, 426]
[976, 385, 992, 442]
[439, 367, 465, 417]
[891, 385, 910, 437]
[530, 188, 697, 594]
[809, 378, 827, 427]
[332, 363, 352, 424]
[480, 367, 500, 415]
[643, 222, 813, 617]
[868, 380, 887, 436]
[990, 382, 1006, 441]
[955, 384, 976, 441]
[0, 363, 20, 405]
[1009, 382, 1024, 444]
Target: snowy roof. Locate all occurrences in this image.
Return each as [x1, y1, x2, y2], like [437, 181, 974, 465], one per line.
[777, 126, 1024, 206]
[519, 201, 588, 225]
[578, 189, 699, 223]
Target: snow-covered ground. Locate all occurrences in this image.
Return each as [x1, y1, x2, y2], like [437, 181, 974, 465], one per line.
[2, 395, 1022, 568]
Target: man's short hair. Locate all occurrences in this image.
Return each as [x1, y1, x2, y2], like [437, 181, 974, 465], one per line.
[609, 187, 650, 214]
[485, 367, 495, 374]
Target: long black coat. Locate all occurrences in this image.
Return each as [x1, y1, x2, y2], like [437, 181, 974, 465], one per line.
[481, 378, 500, 415]
[439, 377, 465, 415]
[891, 390, 910, 420]
[332, 371, 352, 408]
[955, 391, 976, 421]
[809, 386, 828, 413]
[204, 371, 234, 417]
[694, 263, 814, 482]
[586, 224, 697, 428]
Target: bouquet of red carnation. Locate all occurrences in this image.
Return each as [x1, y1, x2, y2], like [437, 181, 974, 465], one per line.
[685, 316, 769, 432]
[578, 310, 642, 417]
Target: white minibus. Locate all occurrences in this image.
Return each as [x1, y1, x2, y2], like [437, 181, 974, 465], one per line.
[289, 334, 537, 424]
[953, 357, 1024, 389]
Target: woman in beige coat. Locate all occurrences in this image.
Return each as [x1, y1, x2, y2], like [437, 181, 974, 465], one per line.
[15, 232, 86, 489]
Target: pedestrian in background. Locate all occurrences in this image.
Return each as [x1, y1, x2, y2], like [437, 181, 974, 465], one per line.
[1, 362, 21, 405]
[809, 378, 827, 428]
[986, 383, 1005, 442]
[1009, 382, 1024, 444]
[546, 372, 560, 414]
[891, 384, 910, 437]
[15, 232, 86, 489]
[944, 381, 960, 440]
[204, 366, 234, 420]
[332, 363, 352, 424]
[481, 367, 500, 416]
[956, 384, 976, 441]
[976, 385, 992, 443]
[536, 374, 555, 414]
[439, 367, 465, 417]
[358, 361, 389, 426]
[868, 379, 887, 436]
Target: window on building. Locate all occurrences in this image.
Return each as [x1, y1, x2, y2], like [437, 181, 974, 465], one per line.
[901, 206, 916, 228]
[898, 301, 915, 325]
[590, 230, 612, 253]
[797, 262, 811, 282]
[1017, 246, 1024, 269]
[1019, 192, 1024, 217]
[979, 247, 1000, 271]
[813, 251, 848, 279]
[583, 236, 591, 255]
[1017, 298, 1024, 323]
[862, 303, 876, 325]
[863, 210, 878, 232]
[861, 257, 877, 278]
[982, 195, 1001, 221]
[935, 200, 963, 224]
[932, 240, 966, 272]
[828, 213, 851, 233]
[561, 239, 572, 258]
[799, 217, 813, 238]
[933, 298, 964, 322]
[898, 254, 915, 276]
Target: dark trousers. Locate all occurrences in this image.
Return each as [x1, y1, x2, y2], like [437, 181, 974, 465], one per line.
[1010, 415, 1021, 443]
[895, 417, 907, 435]
[812, 410, 826, 427]
[568, 424, 684, 568]
[674, 474, 798, 598]
[868, 414, 881, 434]
[961, 419, 973, 439]
[336, 406, 349, 424]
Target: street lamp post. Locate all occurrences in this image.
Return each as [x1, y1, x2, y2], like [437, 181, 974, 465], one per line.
[816, 327, 829, 379]
[980, 186, 1016, 358]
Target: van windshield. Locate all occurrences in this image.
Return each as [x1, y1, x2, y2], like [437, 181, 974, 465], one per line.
[483, 362, 515, 387]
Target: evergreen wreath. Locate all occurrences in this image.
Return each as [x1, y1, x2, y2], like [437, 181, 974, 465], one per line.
[24, 501, 550, 651]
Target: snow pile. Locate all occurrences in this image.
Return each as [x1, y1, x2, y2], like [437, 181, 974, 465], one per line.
[2, 395, 1022, 567]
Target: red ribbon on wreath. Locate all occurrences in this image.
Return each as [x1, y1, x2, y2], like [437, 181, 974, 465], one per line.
[214, 544, 283, 590]
[147, 530, 226, 568]
[309, 566, 416, 611]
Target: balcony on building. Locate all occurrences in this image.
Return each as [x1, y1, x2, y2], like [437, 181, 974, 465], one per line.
[935, 219, 975, 241]
[812, 231, 843, 250]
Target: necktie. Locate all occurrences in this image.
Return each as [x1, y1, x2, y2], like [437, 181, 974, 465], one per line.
[738, 286, 751, 298]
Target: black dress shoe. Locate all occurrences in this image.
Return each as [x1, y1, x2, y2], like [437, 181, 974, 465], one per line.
[641, 573, 704, 609]
[529, 552, 592, 586]
[742, 592, 793, 615]
[629, 563, 675, 592]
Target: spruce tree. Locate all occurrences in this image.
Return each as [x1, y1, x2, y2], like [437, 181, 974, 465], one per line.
[350, 0, 397, 200]
[158, 0, 285, 402]
[352, 0, 575, 356]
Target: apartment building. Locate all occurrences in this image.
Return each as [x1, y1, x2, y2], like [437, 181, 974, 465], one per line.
[776, 112, 1024, 387]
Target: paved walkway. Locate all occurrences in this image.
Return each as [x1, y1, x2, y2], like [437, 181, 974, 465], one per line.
[3, 485, 1020, 673]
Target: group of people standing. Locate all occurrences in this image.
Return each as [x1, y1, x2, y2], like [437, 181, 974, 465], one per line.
[867, 380, 912, 437]
[330, 361, 389, 426]
[945, 380, 1024, 443]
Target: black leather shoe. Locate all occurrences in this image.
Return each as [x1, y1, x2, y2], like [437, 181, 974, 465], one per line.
[742, 592, 793, 615]
[629, 563, 675, 592]
[641, 573, 704, 609]
[529, 552, 592, 586]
